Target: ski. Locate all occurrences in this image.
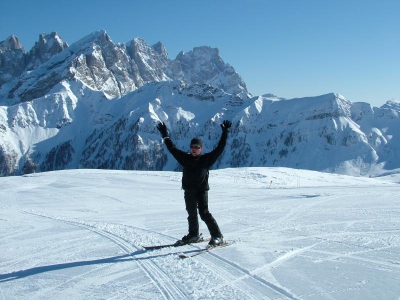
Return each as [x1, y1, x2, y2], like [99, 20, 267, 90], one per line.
[143, 243, 181, 250]
[178, 242, 230, 258]
[143, 234, 209, 250]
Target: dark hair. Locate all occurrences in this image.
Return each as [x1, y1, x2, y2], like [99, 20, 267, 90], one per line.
[190, 138, 202, 147]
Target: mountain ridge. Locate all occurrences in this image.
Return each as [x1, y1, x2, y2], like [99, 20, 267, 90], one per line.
[0, 30, 399, 177]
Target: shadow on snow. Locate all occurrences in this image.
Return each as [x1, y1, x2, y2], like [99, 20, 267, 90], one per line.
[0, 248, 191, 282]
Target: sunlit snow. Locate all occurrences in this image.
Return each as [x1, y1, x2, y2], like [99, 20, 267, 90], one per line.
[1, 167, 399, 299]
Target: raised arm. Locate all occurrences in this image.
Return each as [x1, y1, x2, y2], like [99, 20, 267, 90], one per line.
[205, 120, 232, 167]
[156, 122, 187, 164]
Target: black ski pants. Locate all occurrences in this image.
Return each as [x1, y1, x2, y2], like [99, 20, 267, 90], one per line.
[184, 190, 222, 238]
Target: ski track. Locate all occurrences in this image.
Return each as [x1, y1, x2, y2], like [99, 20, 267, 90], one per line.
[149, 238, 302, 299]
[194, 250, 301, 300]
[256, 243, 323, 273]
[22, 211, 304, 299]
[23, 211, 188, 299]
[308, 245, 400, 271]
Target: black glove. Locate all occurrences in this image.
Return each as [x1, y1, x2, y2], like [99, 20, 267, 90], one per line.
[220, 120, 232, 133]
[156, 122, 168, 138]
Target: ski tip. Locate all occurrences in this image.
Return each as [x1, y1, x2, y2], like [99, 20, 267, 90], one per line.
[178, 253, 188, 259]
[206, 242, 229, 250]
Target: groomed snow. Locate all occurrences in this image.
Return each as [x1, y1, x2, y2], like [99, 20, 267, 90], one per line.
[1, 168, 399, 299]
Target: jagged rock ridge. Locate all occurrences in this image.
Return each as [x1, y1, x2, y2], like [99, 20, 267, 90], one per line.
[0, 30, 249, 105]
[0, 31, 399, 177]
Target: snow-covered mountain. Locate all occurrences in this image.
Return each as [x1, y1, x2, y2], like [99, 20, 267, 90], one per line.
[0, 30, 399, 177]
[1, 168, 399, 299]
[0, 30, 248, 105]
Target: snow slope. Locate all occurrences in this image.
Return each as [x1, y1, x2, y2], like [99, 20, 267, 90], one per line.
[0, 168, 399, 299]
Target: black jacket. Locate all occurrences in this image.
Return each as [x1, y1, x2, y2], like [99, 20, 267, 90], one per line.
[164, 132, 228, 191]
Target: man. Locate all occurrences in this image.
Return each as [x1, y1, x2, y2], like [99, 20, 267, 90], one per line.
[156, 120, 232, 247]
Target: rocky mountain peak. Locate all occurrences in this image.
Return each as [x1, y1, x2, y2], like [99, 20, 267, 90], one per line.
[26, 32, 69, 71]
[152, 41, 169, 60]
[174, 46, 248, 96]
[125, 37, 170, 82]
[1, 30, 248, 104]
[0, 35, 26, 86]
[0, 35, 25, 51]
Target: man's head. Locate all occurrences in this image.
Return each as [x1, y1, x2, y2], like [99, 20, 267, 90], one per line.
[190, 138, 203, 156]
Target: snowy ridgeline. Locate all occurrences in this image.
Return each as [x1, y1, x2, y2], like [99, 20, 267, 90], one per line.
[0, 30, 399, 177]
[0, 167, 399, 299]
[0, 79, 399, 177]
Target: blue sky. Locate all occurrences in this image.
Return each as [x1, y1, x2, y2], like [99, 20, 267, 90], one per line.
[1, 0, 399, 107]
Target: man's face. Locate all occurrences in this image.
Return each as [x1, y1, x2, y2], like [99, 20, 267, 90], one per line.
[190, 145, 203, 156]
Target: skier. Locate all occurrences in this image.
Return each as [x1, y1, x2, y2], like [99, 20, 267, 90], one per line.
[156, 120, 232, 247]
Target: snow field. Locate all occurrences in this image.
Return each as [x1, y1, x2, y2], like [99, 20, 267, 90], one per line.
[0, 167, 399, 299]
